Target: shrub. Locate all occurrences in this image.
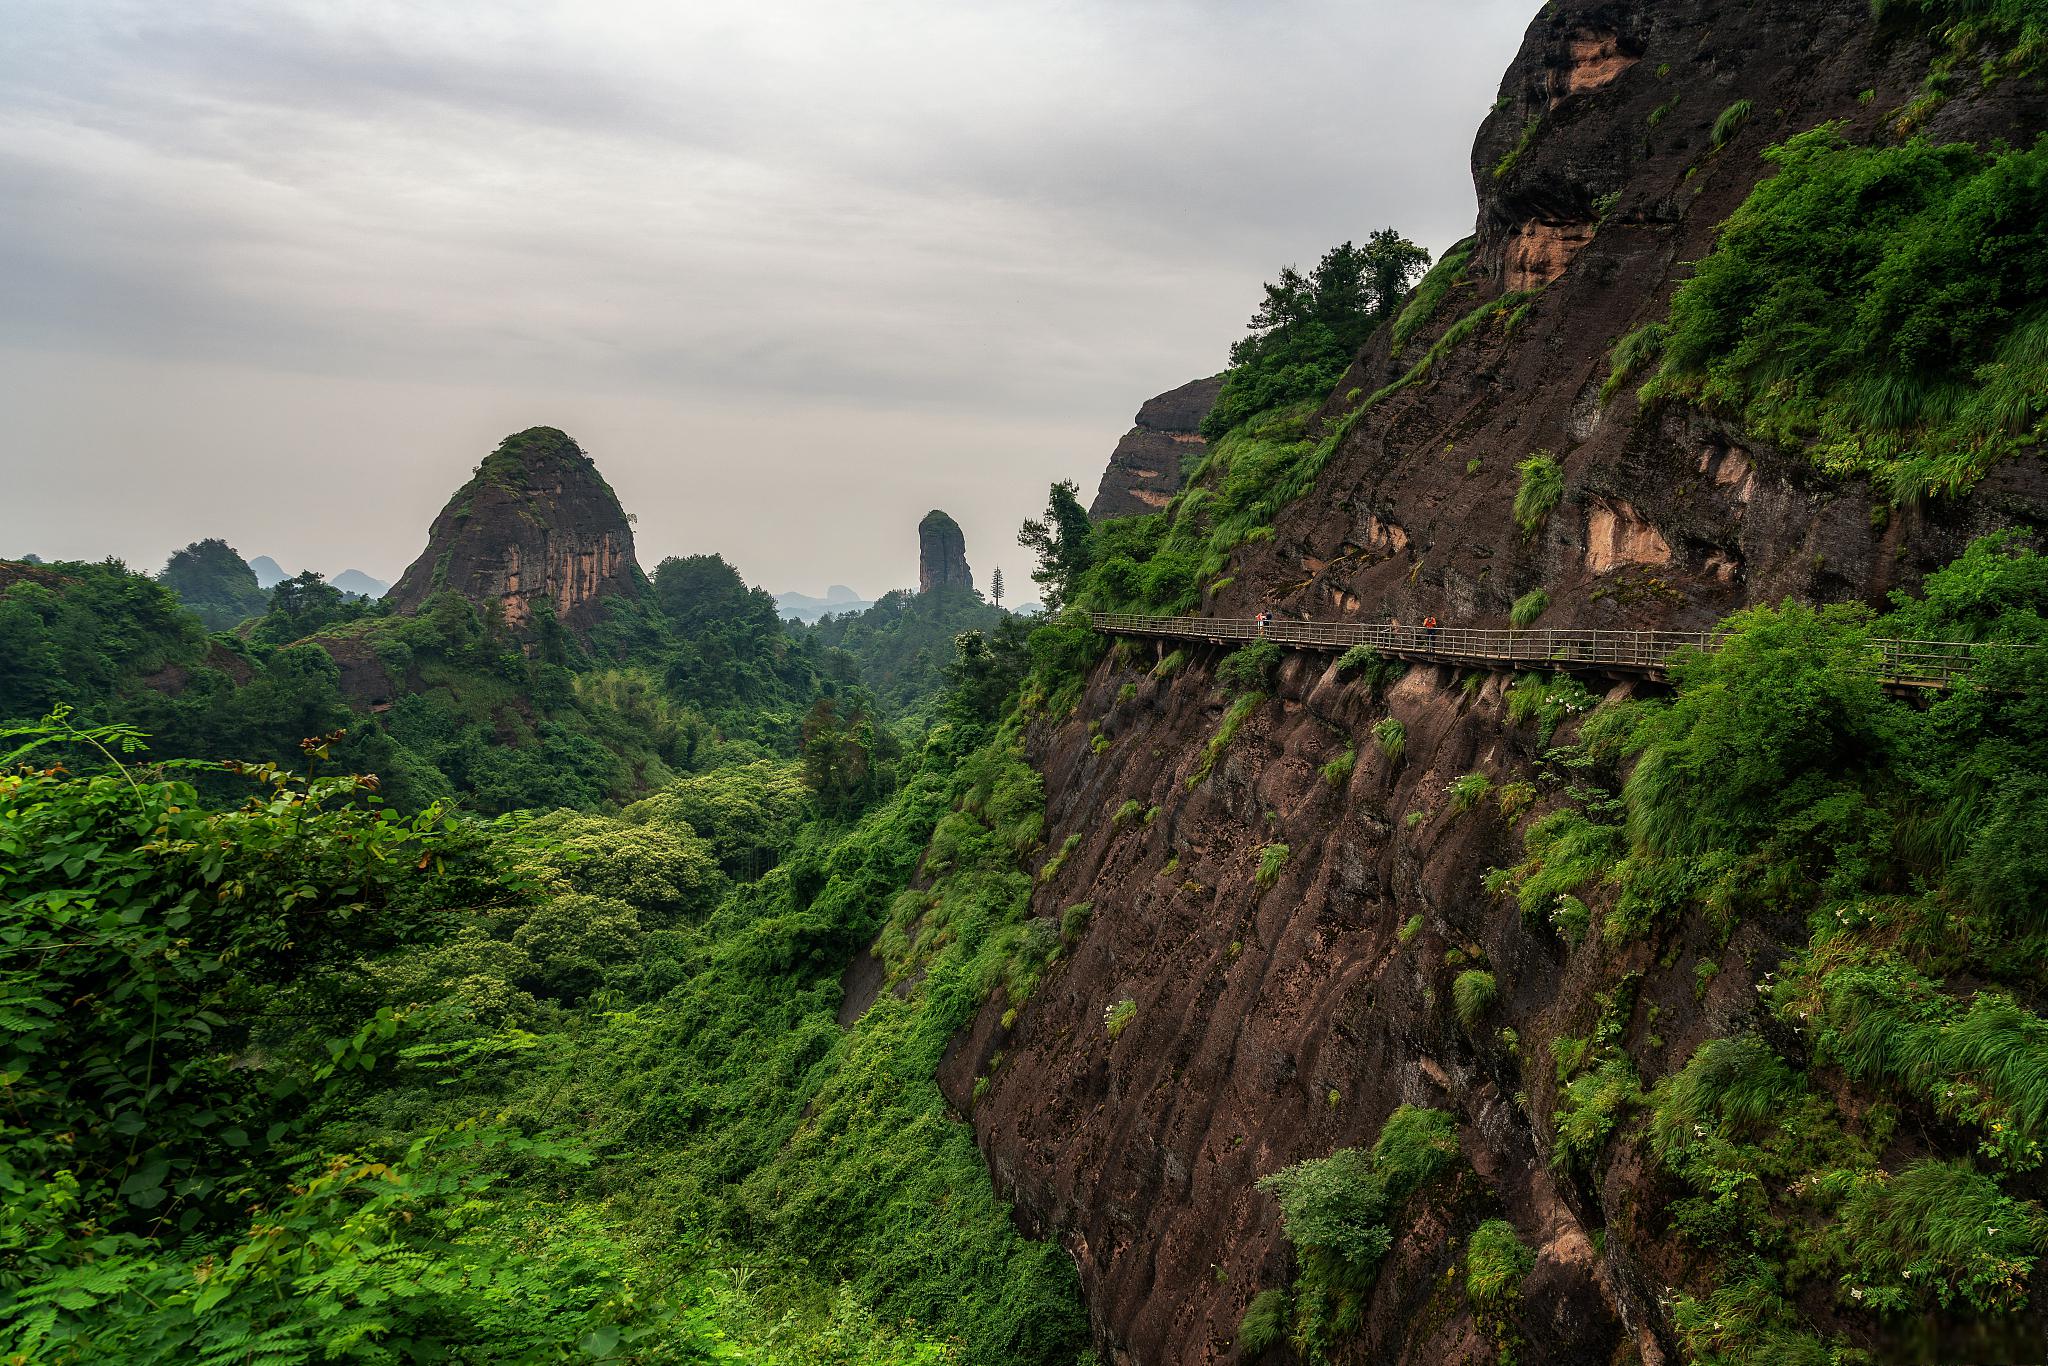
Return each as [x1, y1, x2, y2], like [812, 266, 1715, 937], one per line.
[1466, 1219, 1535, 1310]
[1113, 798, 1143, 826]
[1449, 772, 1495, 813]
[1321, 747, 1357, 788]
[1218, 639, 1283, 694]
[1236, 1287, 1290, 1355]
[1454, 969, 1498, 1029]
[1103, 997, 1137, 1039]
[1552, 1056, 1639, 1172]
[1649, 1035, 1806, 1161]
[1153, 648, 1186, 678]
[1336, 645, 1406, 691]
[1373, 716, 1407, 764]
[1710, 99, 1753, 150]
[1509, 589, 1549, 628]
[1512, 452, 1563, 537]
[1496, 781, 1537, 821]
[1257, 843, 1290, 888]
[1838, 1159, 2047, 1313]
[1398, 914, 1423, 945]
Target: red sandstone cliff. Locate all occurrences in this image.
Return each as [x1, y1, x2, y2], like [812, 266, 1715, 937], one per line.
[941, 3, 2048, 1362]
[1089, 376, 1224, 519]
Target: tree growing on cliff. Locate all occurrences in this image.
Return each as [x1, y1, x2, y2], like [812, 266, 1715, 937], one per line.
[1204, 230, 1432, 438]
[1018, 481, 1093, 613]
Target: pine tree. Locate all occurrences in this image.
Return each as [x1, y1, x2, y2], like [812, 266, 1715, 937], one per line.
[991, 566, 1005, 609]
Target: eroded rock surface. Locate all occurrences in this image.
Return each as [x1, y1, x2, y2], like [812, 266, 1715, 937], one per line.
[1090, 375, 1224, 519]
[386, 426, 644, 638]
[950, 2, 2048, 1362]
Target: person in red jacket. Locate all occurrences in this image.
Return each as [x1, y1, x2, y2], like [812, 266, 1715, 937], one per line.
[1423, 614, 1439, 646]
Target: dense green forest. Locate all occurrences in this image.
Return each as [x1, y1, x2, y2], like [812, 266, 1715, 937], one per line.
[801, 585, 1009, 716]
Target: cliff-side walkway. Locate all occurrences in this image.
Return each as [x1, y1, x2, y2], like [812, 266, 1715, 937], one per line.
[1088, 611, 2027, 691]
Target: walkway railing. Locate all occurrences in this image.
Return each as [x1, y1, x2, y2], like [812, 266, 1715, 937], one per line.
[1088, 612, 2018, 689]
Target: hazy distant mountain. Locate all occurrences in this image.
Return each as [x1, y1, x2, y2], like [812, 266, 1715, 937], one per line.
[248, 555, 289, 588]
[330, 569, 390, 600]
[776, 586, 874, 622]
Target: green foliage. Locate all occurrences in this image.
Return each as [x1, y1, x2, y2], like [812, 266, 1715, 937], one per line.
[157, 538, 270, 630]
[1645, 127, 2048, 500]
[1255, 1108, 1458, 1359]
[1060, 902, 1093, 943]
[1153, 648, 1186, 678]
[1113, 798, 1143, 826]
[1372, 716, 1406, 764]
[1496, 780, 1536, 822]
[1466, 1219, 1535, 1310]
[1218, 639, 1283, 694]
[805, 584, 1004, 715]
[1838, 1159, 2046, 1313]
[1504, 671, 1594, 744]
[1017, 480, 1095, 613]
[1204, 233, 1433, 439]
[1190, 693, 1262, 787]
[1710, 99, 1753, 150]
[1493, 116, 1541, 178]
[1601, 321, 1668, 405]
[1552, 1056, 1640, 1173]
[1103, 997, 1138, 1039]
[1509, 588, 1549, 628]
[1335, 645, 1406, 691]
[1390, 238, 1476, 353]
[1512, 451, 1563, 537]
[1236, 1287, 1290, 1355]
[1398, 914, 1423, 945]
[1449, 772, 1494, 813]
[1321, 746, 1357, 788]
[1874, 0, 2048, 126]
[1453, 969, 1498, 1029]
[1257, 843, 1290, 888]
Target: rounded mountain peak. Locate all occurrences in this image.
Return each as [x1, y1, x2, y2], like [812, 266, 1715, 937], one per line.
[387, 426, 643, 636]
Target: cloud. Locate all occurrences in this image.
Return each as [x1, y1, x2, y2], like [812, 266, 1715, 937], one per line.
[0, 0, 1534, 592]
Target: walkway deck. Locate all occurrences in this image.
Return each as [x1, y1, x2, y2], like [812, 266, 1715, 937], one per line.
[1088, 612, 2021, 690]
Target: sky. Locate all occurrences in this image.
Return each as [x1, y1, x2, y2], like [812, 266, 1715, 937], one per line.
[0, 0, 1534, 599]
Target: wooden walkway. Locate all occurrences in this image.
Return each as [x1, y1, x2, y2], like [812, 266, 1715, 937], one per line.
[1088, 612, 2021, 690]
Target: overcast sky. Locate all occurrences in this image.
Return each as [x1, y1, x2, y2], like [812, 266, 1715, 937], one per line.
[0, 0, 1533, 598]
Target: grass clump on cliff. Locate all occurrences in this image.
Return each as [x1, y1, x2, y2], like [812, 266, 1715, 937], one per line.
[1512, 451, 1564, 536]
[1466, 1219, 1535, 1310]
[1336, 644, 1406, 691]
[1453, 969, 1498, 1029]
[1321, 746, 1357, 788]
[1257, 842, 1291, 888]
[1710, 99, 1753, 150]
[1372, 716, 1407, 764]
[1509, 588, 1549, 628]
[1643, 126, 2048, 501]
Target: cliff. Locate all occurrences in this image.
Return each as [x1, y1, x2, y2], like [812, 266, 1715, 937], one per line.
[1089, 375, 1224, 519]
[919, 509, 975, 594]
[386, 427, 645, 637]
[951, 3, 2048, 1363]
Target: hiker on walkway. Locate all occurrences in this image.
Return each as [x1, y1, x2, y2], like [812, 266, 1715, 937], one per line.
[1423, 614, 1439, 646]
[1255, 611, 1271, 636]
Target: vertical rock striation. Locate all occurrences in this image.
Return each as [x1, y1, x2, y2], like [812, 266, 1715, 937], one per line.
[386, 427, 645, 638]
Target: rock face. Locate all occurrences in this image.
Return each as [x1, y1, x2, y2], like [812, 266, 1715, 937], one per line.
[946, 4, 2048, 1364]
[918, 510, 974, 594]
[1089, 375, 1224, 519]
[387, 427, 644, 637]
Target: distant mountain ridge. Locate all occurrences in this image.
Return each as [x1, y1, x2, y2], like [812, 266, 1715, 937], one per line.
[775, 585, 873, 622]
